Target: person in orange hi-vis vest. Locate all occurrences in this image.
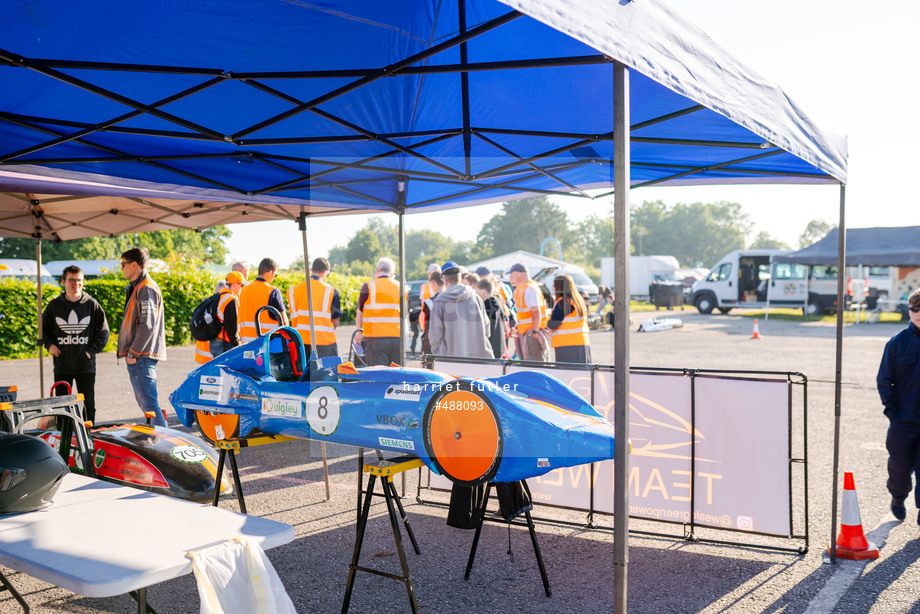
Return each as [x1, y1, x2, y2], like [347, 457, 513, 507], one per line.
[355, 257, 406, 366]
[195, 271, 246, 364]
[287, 257, 342, 358]
[238, 258, 288, 343]
[417, 262, 441, 332]
[547, 274, 592, 364]
[509, 262, 550, 362]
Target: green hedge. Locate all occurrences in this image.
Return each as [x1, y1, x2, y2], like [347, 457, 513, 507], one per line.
[0, 258, 371, 359]
[0, 278, 62, 358]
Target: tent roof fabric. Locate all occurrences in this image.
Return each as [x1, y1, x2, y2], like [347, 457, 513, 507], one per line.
[0, 190, 304, 242]
[777, 227, 920, 267]
[0, 0, 846, 227]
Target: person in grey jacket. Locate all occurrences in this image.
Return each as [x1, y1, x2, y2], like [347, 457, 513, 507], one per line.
[118, 247, 168, 426]
[428, 261, 493, 359]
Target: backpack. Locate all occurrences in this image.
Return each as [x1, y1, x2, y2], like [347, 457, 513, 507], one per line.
[189, 293, 223, 341]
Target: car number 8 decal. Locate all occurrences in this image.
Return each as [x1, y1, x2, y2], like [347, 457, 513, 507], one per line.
[306, 386, 340, 435]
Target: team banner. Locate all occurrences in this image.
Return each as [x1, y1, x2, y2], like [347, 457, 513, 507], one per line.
[427, 360, 792, 537]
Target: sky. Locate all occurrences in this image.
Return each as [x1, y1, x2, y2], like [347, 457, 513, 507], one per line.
[224, 0, 918, 269]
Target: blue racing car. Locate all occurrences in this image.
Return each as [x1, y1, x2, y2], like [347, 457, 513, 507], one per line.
[170, 326, 617, 485]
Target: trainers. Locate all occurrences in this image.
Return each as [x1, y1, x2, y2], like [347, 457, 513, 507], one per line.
[891, 498, 906, 521]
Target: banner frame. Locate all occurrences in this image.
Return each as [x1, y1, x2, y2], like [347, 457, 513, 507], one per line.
[419, 355, 808, 554]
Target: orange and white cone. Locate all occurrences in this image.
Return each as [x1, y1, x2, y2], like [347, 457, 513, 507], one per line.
[831, 471, 879, 560]
[751, 319, 761, 339]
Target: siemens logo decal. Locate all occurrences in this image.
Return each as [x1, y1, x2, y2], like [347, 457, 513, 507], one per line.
[263, 396, 303, 418]
[379, 437, 414, 450]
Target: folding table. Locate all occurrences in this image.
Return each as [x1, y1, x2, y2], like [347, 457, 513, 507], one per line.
[0, 473, 295, 613]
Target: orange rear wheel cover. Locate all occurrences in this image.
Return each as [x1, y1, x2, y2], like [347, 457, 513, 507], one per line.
[195, 411, 240, 443]
[424, 385, 501, 485]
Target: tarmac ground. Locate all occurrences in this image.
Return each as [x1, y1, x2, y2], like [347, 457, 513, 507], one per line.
[0, 309, 914, 613]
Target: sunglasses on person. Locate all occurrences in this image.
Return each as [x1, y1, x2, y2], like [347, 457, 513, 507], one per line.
[909, 305, 920, 313]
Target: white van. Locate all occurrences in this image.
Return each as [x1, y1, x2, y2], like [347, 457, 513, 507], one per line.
[45, 258, 168, 278]
[689, 249, 842, 315]
[0, 259, 56, 286]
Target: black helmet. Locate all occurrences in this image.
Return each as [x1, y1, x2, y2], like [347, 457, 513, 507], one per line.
[0, 434, 69, 515]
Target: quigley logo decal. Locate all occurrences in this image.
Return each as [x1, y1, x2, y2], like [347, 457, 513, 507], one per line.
[262, 396, 303, 418]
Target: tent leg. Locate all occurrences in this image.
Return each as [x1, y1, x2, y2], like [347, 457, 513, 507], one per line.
[299, 209, 317, 352]
[612, 60, 631, 614]
[397, 183, 407, 365]
[829, 183, 846, 563]
[36, 238, 45, 398]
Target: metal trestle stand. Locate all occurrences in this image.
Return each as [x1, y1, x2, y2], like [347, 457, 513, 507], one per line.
[464, 480, 551, 597]
[342, 455, 424, 614]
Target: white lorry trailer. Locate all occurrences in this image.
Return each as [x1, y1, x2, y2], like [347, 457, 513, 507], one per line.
[600, 255, 681, 300]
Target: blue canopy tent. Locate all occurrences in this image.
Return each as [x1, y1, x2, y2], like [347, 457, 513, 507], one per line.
[1, 0, 850, 607]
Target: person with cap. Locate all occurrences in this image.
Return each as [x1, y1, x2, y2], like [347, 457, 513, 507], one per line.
[355, 257, 404, 366]
[428, 260, 492, 359]
[212, 271, 245, 357]
[238, 257, 288, 343]
[287, 257, 341, 358]
[509, 262, 550, 361]
[194, 272, 244, 364]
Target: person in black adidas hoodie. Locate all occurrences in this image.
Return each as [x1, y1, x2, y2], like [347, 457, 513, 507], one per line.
[42, 265, 110, 424]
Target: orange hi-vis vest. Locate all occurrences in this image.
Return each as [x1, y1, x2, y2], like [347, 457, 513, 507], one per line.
[551, 298, 588, 348]
[216, 289, 237, 343]
[514, 280, 548, 334]
[421, 281, 435, 303]
[419, 281, 436, 330]
[195, 289, 238, 363]
[194, 339, 212, 364]
[239, 279, 280, 343]
[288, 278, 336, 346]
[363, 276, 401, 338]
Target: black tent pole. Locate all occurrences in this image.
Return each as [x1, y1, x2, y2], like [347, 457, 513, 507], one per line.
[299, 207, 331, 500]
[830, 183, 846, 562]
[612, 60, 630, 614]
[397, 179, 407, 365]
[36, 235, 44, 398]
[298, 209, 317, 352]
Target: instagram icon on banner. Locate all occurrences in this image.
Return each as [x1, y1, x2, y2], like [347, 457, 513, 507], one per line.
[736, 516, 754, 531]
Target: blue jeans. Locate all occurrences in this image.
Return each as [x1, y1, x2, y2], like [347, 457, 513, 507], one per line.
[126, 358, 166, 427]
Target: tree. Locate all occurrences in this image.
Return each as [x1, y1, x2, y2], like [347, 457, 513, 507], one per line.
[571, 214, 615, 266]
[630, 200, 751, 267]
[344, 228, 381, 265]
[329, 220, 472, 279]
[0, 226, 231, 262]
[798, 219, 836, 249]
[749, 231, 789, 250]
[475, 197, 575, 260]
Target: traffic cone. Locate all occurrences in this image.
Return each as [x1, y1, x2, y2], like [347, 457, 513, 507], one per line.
[751, 318, 761, 339]
[831, 471, 879, 560]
